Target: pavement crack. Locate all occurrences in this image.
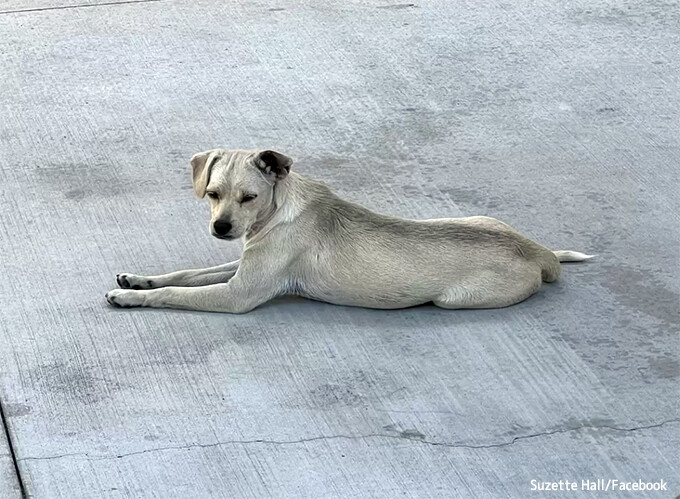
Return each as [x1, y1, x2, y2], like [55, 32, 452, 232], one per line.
[0, 0, 160, 15]
[18, 418, 680, 462]
[430, 418, 680, 450]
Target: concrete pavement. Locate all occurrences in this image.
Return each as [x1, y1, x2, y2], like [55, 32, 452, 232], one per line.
[0, 0, 678, 497]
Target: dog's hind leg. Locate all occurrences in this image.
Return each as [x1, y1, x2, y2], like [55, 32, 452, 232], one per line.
[116, 260, 240, 289]
[433, 271, 542, 310]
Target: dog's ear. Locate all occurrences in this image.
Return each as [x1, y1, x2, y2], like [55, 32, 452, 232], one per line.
[253, 150, 293, 180]
[191, 149, 222, 198]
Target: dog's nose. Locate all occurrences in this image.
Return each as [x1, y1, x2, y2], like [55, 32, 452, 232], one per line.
[213, 220, 232, 236]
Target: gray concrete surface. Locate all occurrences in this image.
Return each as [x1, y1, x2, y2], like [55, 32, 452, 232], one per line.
[1, 0, 678, 497]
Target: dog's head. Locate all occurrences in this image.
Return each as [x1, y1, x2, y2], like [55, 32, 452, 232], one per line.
[190, 148, 293, 240]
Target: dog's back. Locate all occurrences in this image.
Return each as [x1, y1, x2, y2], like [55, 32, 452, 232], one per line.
[282, 176, 564, 308]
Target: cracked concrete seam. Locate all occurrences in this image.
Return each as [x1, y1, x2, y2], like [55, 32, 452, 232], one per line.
[18, 418, 680, 463]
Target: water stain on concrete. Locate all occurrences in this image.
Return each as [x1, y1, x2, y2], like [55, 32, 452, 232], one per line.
[566, 417, 617, 429]
[568, 2, 678, 27]
[32, 361, 124, 405]
[229, 327, 258, 346]
[292, 368, 406, 410]
[309, 383, 366, 408]
[647, 355, 679, 379]
[64, 188, 87, 200]
[600, 264, 679, 328]
[34, 163, 129, 200]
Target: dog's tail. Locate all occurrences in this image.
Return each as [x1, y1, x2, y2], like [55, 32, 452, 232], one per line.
[539, 250, 595, 283]
[553, 250, 597, 262]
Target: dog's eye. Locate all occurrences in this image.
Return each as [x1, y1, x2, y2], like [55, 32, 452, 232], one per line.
[206, 191, 219, 200]
[241, 194, 257, 203]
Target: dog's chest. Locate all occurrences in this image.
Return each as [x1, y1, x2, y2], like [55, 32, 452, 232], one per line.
[285, 250, 337, 299]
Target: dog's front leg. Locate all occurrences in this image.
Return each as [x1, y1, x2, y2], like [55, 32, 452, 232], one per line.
[116, 260, 240, 289]
[105, 271, 280, 314]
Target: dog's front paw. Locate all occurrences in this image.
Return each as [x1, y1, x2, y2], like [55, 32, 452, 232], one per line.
[106, 289, 145, 308]
[116, 273, 155, 290]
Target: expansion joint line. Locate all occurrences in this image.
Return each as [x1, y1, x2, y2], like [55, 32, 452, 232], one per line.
[0, 398, 27, 498]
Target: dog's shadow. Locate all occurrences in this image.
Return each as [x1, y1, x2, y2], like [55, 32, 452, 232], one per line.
[250, 291, 553, 329]
[122, 282, 564, 332]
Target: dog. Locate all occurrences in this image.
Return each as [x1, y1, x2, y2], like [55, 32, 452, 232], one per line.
[105, 149, 594, 313]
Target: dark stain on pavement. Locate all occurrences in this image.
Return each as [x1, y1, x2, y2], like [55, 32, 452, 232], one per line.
[400, 429, 425, 440]
[309, 383, 366, 408]
[600, 264, 679, 328]
[647, 355, 679, 379]
[32, 361, 124, 404]
[377, 3, 417, 9]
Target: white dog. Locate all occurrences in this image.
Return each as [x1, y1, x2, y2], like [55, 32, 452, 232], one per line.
[106, 149, 593, 313]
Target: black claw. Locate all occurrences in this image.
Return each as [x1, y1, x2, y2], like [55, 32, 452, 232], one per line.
[106, 294, 121, 308]
[147, 280, 153, 288]
[131, 285, 142, 290]
[117, 274, 130, 288]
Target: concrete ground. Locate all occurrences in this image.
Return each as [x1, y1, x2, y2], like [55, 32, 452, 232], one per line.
[1, 0, 678, 497]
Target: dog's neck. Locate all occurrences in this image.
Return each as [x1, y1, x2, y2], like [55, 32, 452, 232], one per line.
[245, 172, 307, 244]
